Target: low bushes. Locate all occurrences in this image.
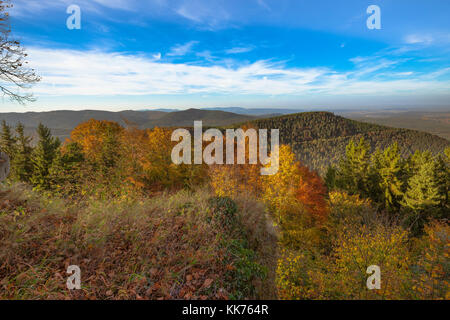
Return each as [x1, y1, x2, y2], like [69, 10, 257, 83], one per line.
[0, 185, 273, 300]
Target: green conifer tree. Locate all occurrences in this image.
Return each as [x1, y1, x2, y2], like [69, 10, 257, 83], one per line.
[49, 142, 85, 194]
[402, 153, 442, 232]
[368, 148, 383, 203]
[433, 153, 449, 215]
[0, 120, 16, 159]
[324, 165, 337, 191]
[30, 123, 60, 190]
[336, 138, 371, 196]
[12, 122, 33, 182]
[374, 143, 404, 212]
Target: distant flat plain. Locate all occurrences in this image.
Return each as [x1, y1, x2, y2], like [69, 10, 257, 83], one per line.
[340, 109, 450, 141]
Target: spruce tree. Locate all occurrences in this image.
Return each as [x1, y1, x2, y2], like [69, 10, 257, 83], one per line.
[336, 138, 371, 196]
[30, 123, 60, 190]
[12, 122, 33, 182]
[0, 120, 16, 159]
[433, 153, 449, 215]
[402, 153, 442, 232]
[49, 142, 84, 194]
[368, 148, 383, 203]
[374, 143, 404, 212]
[324, 165, 337, 191]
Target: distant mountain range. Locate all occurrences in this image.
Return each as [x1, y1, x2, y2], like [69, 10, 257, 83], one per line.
[143, 107, 302, 116]
[0, 109, 261, 142]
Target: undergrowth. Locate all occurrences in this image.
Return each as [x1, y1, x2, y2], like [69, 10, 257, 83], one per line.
[0, 184, 275, 300]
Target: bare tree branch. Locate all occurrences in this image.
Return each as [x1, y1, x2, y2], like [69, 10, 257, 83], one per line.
[0, 0, 40, 104]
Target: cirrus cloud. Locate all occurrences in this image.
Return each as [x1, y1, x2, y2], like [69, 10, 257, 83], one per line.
[24, 47, 450, 99]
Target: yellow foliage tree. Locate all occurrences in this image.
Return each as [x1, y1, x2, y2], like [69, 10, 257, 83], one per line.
[70, 119, 123, 164]
[262, 145, 302, 223]
[412, 221, 449, 299]
[332, 223, 411, 299]
[209, 125, 262, 199]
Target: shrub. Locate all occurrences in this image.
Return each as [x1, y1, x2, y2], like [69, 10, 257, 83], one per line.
[411, 221, 449, 300]
[0, 185, 272, 300]
[208, 196, 238, 231]
[331, 222, 412, 299]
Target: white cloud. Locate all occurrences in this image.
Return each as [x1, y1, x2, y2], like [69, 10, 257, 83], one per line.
[10, 0, 138, 19]
[174, 0, 231, 29]
[175, 6, 202, 23]
[404, 34, 434, 45]
[25, 47, 450, 99]
[225, 46, 254, 54]
[167, 41, 199, 56]
[92, 0, 134, 11]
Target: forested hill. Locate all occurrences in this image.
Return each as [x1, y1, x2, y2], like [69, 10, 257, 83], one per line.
[0, 109, 257, 142]
[241, 112, 450, 174]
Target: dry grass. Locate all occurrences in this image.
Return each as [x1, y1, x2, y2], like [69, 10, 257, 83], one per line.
[0, 184, 275, 300]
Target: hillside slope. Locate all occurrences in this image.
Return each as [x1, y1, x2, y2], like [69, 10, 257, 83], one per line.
[0, 110, 167, 142]
[0, 185, 275, 299]
[241, 112, 450, 174]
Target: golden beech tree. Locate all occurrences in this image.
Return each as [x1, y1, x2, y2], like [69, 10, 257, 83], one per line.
[121, 126, 206, 191]
[119, 126, 149, 190]
[262, 145, 300, 222]
[210, 163, 261, 198]
[209, 125, 262, 198]
[142, 127, 181, 189]
[70, 119, 124, 164]
[332, 223, 412, 300]
[263, 144, 328, 223]
[68, 120, 205, 194]
[412, 221, 450, 300]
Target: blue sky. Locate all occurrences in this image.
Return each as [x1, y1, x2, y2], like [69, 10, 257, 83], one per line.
[2, 0, 450, 112]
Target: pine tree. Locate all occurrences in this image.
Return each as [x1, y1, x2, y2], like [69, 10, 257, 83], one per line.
[336, 138, 371, 196]
[30, 123, 60, 190]
[405, 150, 432, 181]
[402, 154, 442, 232]
[12, 122, 33, 182]
[445, 147, 450, 161]
[433, 153, 449, 215]
[49, 142, 85, 194]
[324, 165, 337, 191]
[368, 148, 383, 203]
[372, 143, 404, 212]
[0, 120, 16, 159]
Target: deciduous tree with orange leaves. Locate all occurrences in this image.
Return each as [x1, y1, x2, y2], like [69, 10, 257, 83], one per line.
[263, 144, 328, 223]
[296, 165, 329, 223]
[69, 119, 124, 166]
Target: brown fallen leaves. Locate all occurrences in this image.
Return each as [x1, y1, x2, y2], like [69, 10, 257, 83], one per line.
[0, 186, 247, 300]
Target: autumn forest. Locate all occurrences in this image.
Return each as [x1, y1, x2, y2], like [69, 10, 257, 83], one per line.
[0, 111, 448, 300]
[0, 0, 449, 303]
